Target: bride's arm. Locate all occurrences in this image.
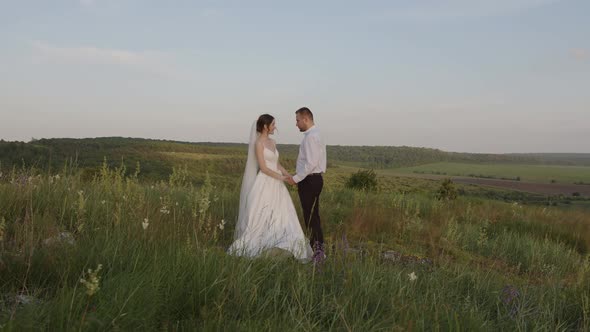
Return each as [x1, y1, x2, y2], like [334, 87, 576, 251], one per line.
[277, 162, 290, 176]
[255, 140, 285, 180]
[271, 139, 290, 176]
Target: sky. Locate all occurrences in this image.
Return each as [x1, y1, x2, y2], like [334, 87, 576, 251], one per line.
[1, 0, 589, 153]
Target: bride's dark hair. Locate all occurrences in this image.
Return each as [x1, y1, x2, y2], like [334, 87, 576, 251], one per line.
[256, 114, 275, 133]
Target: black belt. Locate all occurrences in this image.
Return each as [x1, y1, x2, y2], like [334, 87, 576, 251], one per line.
[309, 173, 323, 176]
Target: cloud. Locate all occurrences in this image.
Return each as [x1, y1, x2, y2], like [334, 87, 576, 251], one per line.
[30, 40, 179, 78]
[571, 48, 590, 61]
[372, 0, 563, 22]
[199, 8, 221, 18]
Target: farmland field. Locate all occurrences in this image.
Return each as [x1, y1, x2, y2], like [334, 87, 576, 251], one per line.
[396, 162, 590, 184]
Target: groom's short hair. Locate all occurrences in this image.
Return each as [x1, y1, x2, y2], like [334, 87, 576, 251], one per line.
[295, 107, 314, 121]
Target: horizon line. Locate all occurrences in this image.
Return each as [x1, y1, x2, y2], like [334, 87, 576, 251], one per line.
[2, 136, 589, 156]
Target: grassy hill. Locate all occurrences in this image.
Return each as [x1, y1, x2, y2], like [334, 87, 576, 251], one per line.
[2, 138, 590, 184]
[1, 154, 589, 330]
[1, 137, 590, 329]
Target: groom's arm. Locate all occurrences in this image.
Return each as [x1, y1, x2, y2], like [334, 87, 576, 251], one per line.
[292, 135, 321, 183]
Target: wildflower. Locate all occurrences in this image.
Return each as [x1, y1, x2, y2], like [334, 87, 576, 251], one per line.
[312, 241, 326, 269]
[150, 185, 154, 189]
[408, 272, 418, 282]
[175, 202, 179, 206]
[123, 195, 127, 201]
[0, 217, 5, 242]
[101, 200, 106, 205]
[502, 285, 520, 304]
[142, 218, 149, 230]
[78, 190, 84, 196]
[79, 264, 103, 297]
[55, 174, 60, 180]
[218, 219, 226, 230]
[501, 285, 520, 318]
[159, 206, 170, 214]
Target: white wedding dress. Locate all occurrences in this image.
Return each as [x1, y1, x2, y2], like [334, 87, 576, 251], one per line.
[228, 144, 313, 262]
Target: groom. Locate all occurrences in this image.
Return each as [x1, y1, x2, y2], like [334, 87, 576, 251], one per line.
[287, 107, 327, 255]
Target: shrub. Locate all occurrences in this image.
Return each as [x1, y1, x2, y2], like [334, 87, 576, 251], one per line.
[345, 169, 377, 191]
[436, 178, 458, 201]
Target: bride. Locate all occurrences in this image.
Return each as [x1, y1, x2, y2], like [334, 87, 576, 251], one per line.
[228, 114, 313, 262]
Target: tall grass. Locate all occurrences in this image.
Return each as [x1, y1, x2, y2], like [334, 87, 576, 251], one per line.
[1, 164, 589, 330]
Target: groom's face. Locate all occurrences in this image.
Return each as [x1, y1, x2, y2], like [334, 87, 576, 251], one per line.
[296, 114, 307, 132]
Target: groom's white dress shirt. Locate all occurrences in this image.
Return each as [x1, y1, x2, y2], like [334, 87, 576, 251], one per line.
[293, 125, 327, 183]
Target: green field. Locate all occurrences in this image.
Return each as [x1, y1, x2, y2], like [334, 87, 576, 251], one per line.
[1, 140, 590, 330]
[396, 162, 590, 184]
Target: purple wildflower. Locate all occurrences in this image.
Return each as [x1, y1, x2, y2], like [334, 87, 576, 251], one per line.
[501, 285, 520, 318]
[312, 241, 326, 270]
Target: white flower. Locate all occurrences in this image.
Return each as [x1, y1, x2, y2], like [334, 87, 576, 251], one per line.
[408, 272, 417, 282]
[101, 200, 106, 205]
[79, 264, 103, 296]
[142, 218, 149, 230]
[218, 219, 226, 230]
[55, 174, 60, 180]
[175, 202, 179, 206]
[77, 190, 84, 196]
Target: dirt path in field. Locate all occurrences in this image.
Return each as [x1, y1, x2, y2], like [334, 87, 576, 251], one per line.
[451, 177, 590, 196]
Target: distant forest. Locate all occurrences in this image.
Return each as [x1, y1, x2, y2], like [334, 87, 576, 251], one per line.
[1, 137, 589, 182]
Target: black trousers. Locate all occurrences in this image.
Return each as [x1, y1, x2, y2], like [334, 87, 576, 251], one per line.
[297, 174, 324, 249]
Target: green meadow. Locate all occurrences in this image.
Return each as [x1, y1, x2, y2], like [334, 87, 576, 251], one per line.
[396, 162, 590, 184]
[1, 138, 590, 330]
